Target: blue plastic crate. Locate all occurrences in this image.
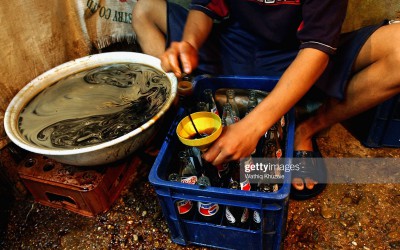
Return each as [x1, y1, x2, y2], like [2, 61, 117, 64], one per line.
[149, 75, 295, 250]
[343, 94, 400, 148]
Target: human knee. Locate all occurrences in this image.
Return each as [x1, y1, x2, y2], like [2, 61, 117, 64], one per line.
[132, 0, 165, 31]
[133, 0, 157, 26]
[386, 25, 400, 64]
[132, 1, 148, 26]
[387, 42, 400, 88]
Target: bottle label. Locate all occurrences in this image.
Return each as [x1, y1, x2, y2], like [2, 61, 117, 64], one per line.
[276, 149, 282, 159]
[198, 202, 219, 216]
[181, 176, 197, 185]
[211, 106, 219, 116]
[225, 207, 236, 224]
[241, 208, 249, 223]
[253, 210, 261, 224]
[240, 179, 251, 191]
[176, 200, 193, 215]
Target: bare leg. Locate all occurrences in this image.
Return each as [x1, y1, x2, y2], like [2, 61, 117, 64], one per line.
[293, 23, 400, 190]
[132, 0, 168, 58]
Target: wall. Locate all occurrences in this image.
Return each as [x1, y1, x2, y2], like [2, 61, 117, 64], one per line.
[342, 0, 399, 33]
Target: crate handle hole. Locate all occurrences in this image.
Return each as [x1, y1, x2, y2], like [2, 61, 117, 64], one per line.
[43, 162, 55, 172]
[24, 158, 36, 168]
[45, 192, 77, 207]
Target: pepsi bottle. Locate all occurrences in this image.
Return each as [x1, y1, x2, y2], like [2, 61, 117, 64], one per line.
[168, 173, 195, 220]
[179, 151, 198, 185]
[224, 180, 250, 228]
[250, 182, 275, 230]
[196, 175, 222, 224]
[217, 162, 232, 188]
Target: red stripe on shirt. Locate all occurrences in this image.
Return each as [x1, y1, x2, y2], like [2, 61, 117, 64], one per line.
[206, 0, 229, 17]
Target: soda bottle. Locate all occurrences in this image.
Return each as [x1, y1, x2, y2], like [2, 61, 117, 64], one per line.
[271, 128, 283, 159]
[196, 175, 222, 224]
[261, 126, 282, 159]
[224, 180, 250, 228]
[196, 101, 208, 112]
[185, 146, 203, 176]
[250, 182, 275, 230]
[231, 159, 251, 191]
[203, 89, 219, 115]
[200, 159, 220, 187]
[226, 89, 240, 122]
[245, 90, 258, 116]
[221, 103, 235, 126]
[179, 151, 198, 185]
[257, 127, 282, 192]
[217, 162, 232, 188]
[177, 75, 194, 107]
[168, 173, 195, 220]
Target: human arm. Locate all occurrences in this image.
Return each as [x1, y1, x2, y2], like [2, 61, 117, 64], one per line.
[202, 48, 329, 166]
[160, 10, 213, 78]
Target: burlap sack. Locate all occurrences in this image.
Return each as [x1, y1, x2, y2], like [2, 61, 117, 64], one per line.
[84, 0, 137, 49]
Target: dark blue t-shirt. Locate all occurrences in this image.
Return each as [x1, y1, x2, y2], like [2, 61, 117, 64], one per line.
[190, 0, 348, 55]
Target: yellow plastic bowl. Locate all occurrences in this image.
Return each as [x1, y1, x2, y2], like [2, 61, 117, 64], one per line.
[176, 111, 222, 151]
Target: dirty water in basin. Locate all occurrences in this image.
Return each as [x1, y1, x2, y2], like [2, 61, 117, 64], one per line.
[18, 63, 170, 149]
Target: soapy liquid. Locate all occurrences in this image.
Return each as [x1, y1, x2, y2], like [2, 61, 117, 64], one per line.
[18, 63, 170, 149]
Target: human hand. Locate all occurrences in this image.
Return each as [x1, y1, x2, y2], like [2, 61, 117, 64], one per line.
[160, 41, 199, 78]
[202, 119, 261, 166]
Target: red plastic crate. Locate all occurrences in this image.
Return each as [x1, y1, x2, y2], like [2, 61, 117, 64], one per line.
[18, 153, 140, 217]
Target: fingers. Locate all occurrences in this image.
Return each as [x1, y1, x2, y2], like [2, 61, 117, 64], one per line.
[160, 43, 182, 77]
[202, 141, 225, 166]
[179, 41, 198, 73]
[202, 130, 235, 166]
[160, 41, 198, 78]
[204, 143, 241, 167]
[167, 52, 183, 77]
[202, 123, 259, 166]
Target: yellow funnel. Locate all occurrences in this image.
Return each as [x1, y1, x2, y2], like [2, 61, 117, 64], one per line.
[176, 111, 222, 152]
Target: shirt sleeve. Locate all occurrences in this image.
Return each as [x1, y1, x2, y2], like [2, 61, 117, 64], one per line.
[298, 0, 348, 55]
[189, 0, 229, 20]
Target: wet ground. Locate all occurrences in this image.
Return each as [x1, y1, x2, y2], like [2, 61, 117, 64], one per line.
[0, 120, 399, 250]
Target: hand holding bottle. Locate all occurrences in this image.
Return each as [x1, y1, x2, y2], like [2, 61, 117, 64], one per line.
[202, 116, 261, 166]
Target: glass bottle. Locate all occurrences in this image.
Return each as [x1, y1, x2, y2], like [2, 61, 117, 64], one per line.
[245, 90, 258, 116]
[221, 103, 235, 126]
[197, 175, 222, 224]
[224, 180, 250, 229]
[179, 151, 198, 185]
[226, 89, 240, 122]
[196, 101, 208, 112]
[250, 182, 274, 230]
[203, 89, 219, 115]
[186, 146, 203, 175]
[168, 173, 195, 220]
